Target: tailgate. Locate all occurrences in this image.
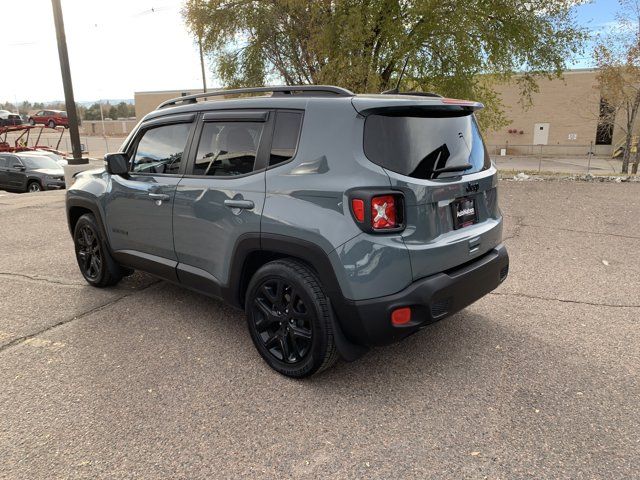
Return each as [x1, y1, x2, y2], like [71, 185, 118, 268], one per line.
[359, 101, 503, 280]
[391, 167, 503, 280]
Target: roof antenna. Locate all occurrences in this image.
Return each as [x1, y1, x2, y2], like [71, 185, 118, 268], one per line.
[382, 56, 410, 95]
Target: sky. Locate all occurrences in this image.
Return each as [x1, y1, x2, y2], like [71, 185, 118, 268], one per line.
[0, 0, 622, 104]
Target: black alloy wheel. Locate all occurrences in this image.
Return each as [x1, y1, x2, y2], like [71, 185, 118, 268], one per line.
[245, 259, 338, 378]
[75, 224, 103, 282]
[251, 277, 314, 364]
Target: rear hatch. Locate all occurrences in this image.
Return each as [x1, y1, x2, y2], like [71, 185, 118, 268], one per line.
[353, 95, 503, 280]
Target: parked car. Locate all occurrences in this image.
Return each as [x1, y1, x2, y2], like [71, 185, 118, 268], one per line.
[0, 110, 22, 126]
[28, 110, 69, 128]
[29, 150, 68, 167]
[66, 85, 509, 377]
[0, 152, 66, 192]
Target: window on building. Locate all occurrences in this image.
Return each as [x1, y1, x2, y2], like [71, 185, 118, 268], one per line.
[192, 122, 264, 176]
[595, 98, 614, 146]
[270, 111, 303, 167]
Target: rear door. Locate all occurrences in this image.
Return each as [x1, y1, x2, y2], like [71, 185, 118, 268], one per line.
[173, 110, 270, 295]
[359, 102, 502, 280]
[104, 114, 195, 280]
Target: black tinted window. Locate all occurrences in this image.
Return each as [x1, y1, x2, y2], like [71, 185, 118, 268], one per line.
[270, 111, 303, 166]
[193, 122, 263, 176]
[132, 123, 191, 174]
[7, 157, 22, 169]
[0, 156, 8, 168]
[364, 113, 490, 179]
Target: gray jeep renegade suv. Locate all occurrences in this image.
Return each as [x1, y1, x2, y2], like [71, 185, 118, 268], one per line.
[66, 85, 508, 377]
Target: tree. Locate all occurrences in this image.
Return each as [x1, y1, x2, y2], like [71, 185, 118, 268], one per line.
[595, 0, 640, 174]
[84, 103, 104, 121]
[183, 0, 586, 131]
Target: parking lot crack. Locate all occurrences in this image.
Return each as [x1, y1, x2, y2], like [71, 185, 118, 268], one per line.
[490, 291, 640, 309]
[502, 215, 525, 243]
[0, 272, 85, 288]
[520, 223, 640, 240]
[0, 280, 161, 354]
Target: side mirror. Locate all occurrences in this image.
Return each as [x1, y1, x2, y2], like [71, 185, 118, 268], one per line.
[14, 164, 26, 171]
[105, 153, 129, 176]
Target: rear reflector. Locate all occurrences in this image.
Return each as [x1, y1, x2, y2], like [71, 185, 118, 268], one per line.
[391, 307, 412, 326]
[371, 195, 397, 229]
[351, 198, 365, 222]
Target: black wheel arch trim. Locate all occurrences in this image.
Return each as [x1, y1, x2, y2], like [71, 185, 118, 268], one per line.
[66, 196, 110, 246]
[227, 232, 369, 360]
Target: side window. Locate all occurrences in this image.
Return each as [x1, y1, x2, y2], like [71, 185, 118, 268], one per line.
[132, 123, 191, 174]
[7, 157, 22, 169]
[0, 156, 8, 168]
[192, 121, 263, 176]
[269, 111, 303, 167]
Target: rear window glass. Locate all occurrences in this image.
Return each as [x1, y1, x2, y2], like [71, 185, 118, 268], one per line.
[363, 113, 490, 179]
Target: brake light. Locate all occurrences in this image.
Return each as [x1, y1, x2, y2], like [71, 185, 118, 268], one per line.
[371, 195, 397, 229]
[441, 97, 476, 105]
[351, 199, 365, 222]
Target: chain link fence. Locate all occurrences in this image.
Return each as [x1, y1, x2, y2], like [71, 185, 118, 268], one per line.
[487, 143, 621, 174]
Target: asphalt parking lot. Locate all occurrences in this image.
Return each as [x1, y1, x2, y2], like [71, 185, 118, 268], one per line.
[0, 181, 639, 479]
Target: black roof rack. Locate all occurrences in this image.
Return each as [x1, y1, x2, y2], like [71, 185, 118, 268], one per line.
[158, 85, 355, 109]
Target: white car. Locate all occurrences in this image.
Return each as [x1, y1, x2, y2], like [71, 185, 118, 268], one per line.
[28, 150, 68, 167]
[0, 110, 22, 127]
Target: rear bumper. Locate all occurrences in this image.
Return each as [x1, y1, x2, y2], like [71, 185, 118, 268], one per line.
[334, 244, 509, 346]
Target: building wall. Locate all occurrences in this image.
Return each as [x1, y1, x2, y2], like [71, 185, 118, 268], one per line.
[135, 74, 624, 156]
[484, 69, 605, 154]
[134, 89, 206, 120]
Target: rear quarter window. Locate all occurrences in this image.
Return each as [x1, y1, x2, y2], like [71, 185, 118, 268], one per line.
[269, 111, 303, 167]
[364, 113, 490, 179]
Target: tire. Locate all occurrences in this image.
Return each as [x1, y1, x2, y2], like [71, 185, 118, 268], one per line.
[245, 259, 339, 378]
[48, 120, 56, 129]
[73, 213, 122, 287]
[29, 118, 35, 126]
[27, 181, 42, 193]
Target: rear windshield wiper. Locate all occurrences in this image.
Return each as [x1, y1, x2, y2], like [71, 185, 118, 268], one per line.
[430, 163, 473, 179]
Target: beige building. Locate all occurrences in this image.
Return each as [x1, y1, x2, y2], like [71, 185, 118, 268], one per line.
[134, 89, 208, 120]
[134, 71, 619, 156]
[484, 69, 616, 156]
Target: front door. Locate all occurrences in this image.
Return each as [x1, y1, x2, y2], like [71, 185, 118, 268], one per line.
[0, 155, 10, 188]
[533, 123, 550, 145]
[173, 110, 270, 296]
[104, 115, 195, 280]
[6, 156, 26, 190]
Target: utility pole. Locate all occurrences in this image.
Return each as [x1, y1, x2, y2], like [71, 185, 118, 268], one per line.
[51, 0, 85, 164]
[199, 34, 207, 95]
[196, 0, 207, 97]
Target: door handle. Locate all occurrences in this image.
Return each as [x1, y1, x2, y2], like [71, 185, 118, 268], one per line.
[224, 199, 254, 209]
[148, 193, 170, 201]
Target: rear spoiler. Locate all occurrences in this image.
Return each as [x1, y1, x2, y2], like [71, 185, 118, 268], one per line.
[351, 96, 483, 117]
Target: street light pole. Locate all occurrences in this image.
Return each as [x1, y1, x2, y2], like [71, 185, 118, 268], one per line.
[51, 0, 85, 164]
